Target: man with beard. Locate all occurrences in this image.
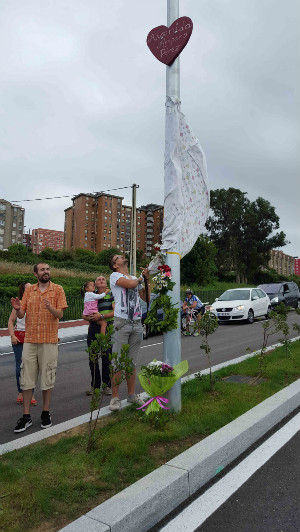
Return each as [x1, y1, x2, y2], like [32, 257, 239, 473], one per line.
[11, 263, 67, 433]
[108, 254, 150, 411]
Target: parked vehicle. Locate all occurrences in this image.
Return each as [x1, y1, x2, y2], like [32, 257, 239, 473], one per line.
[140, 294, 163, 339]
[208, 288, 271, 324]
[257, 282, 300, 309]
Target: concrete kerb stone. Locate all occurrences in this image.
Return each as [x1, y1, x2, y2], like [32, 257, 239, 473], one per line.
[59, 516, 110, 532]
[167, 378, 300, 495]
[57, 378, 300, 532]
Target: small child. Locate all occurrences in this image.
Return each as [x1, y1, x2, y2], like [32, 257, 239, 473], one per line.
[82, 281, 108, 334]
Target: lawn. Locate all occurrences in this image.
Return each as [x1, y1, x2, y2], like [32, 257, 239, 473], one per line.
[0, 341, 299, 532]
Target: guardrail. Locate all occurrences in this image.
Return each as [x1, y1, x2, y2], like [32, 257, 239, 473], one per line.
[1, 291, 225, 329]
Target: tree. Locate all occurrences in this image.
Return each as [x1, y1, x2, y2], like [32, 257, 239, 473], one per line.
[180, 235, 217, 285]
[96, 247, 119, 266]
[205, 188, 288, 283]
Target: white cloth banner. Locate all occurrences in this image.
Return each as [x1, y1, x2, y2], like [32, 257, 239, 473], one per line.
[161, 98, 209, 259]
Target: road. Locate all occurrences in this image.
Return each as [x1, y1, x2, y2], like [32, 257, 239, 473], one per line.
[1, 311, 299, 445]
[154, 412, 300, 532]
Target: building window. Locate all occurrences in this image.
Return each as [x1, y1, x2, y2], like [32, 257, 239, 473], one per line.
[86, 210, 89, 214]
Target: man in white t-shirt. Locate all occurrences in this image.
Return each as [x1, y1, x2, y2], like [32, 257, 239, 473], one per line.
[108, 254, 150, 411]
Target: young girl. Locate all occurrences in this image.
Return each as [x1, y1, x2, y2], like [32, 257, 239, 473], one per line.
[82, 281, 109, 334]
[8, 282, 37, 405]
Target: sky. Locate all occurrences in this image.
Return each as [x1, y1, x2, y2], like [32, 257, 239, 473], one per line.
[0, 0, 299, 256]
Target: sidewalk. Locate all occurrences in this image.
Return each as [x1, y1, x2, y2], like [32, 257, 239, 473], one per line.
[0, 320, 88, 354]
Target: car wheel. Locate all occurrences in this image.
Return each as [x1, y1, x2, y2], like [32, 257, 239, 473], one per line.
[265, 305, 271, 318]
[247, 309, 254, 324]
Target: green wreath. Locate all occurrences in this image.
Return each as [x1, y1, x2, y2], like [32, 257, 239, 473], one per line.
[144, 293, 179, 334]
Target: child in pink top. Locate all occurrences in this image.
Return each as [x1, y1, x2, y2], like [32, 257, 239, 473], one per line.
[82, 281, 108, 334]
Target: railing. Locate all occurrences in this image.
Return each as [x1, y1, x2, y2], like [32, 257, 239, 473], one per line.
[0, 291, 225, 328]
[180, 290, 224, 305]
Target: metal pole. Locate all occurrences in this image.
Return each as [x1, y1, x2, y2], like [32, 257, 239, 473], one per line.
[130, 184, 137, 276]
[163, 0, 181, 412]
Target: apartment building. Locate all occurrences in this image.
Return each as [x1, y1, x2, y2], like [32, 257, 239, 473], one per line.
[31, 228, 64, 254]
[23, 232, 32, 248]
[294, 258, 300, 277]
[64, 193, 164, 257]
[0, 199, 25, 250]
[268, 249, 295, 277]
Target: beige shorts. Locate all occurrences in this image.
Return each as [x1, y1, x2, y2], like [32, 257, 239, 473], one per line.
[20, 343, 59, 391]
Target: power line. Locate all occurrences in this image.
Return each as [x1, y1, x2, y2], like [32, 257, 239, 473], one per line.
[10, 185, 138, 203]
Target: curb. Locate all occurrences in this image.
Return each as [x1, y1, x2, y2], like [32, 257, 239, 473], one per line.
[58, 380, 300, 532]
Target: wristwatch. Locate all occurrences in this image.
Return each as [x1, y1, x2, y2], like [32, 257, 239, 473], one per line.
[100, 314, 104, 319]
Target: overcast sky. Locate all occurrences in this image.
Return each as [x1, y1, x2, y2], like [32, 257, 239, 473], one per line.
[0, 0, 299, 256]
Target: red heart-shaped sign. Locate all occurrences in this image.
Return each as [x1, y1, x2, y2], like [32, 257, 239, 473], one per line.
[147, 16, 193, 66]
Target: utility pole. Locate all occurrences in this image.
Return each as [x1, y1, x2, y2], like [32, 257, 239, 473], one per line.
[163, 0, 182, 412]
[130, 184, 137, 276]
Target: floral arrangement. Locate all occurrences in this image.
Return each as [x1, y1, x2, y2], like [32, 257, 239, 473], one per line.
[152, 264, 174, 294]
[145, 245, 179, 334]
[137, 359, 189, 415]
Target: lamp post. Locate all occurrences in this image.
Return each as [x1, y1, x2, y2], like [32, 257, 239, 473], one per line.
[163, 0, 181, 413]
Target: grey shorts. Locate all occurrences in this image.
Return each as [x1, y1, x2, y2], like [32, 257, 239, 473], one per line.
[112, 318, 143, 367]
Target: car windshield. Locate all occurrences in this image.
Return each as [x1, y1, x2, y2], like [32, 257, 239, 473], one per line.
[258, 284, 281, 294]
[218, 290, 250, 301]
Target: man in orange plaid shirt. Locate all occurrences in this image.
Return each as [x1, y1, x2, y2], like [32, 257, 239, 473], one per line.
[11, 263, 68, 433]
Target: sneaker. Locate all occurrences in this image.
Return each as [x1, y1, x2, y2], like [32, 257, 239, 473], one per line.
[193, 332, 199, 337]
[185, 332, 191, 336]
[109, 397, 121, 411]
[14, 416, 32, 433]
[127, 395, 145, 406]
[86, 386, 94, 396]
[102, 385, 112, 395]
[41, 411, 52, 429]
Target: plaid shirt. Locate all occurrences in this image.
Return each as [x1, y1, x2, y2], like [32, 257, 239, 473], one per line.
[21, 282, 68, 344]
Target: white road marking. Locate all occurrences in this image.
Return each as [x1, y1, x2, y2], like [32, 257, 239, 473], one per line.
[159, 412, 300, 532]
[140, 342, 163, 349]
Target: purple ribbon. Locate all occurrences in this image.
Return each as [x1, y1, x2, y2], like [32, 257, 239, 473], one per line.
[136, 396, 170, 411]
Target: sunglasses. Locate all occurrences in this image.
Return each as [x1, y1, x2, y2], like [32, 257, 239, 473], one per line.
[113, 255, 122, 264]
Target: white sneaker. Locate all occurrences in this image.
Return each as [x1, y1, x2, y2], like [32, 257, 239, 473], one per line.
[102, 385, 112, 395]
[109, 397, 121, 411]
[127, 395, 144, 406]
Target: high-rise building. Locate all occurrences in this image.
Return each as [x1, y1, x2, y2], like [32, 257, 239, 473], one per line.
[0, 199, 25, 250]
[23, 232, 32, 248]
[268, 249, 295, 277]
[294, 258, 300, 277]
[64, 193, 164, 257]
[31, 228, 64, 254]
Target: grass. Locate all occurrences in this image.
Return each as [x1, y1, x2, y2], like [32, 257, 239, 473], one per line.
[0, 261, 107, 280]
[0, 340, 299, 532]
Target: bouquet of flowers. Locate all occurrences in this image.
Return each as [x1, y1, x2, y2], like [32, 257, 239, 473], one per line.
[152, 264, 175, 295]
[137, 359, 189, 415]
[148, 243, 166, 274]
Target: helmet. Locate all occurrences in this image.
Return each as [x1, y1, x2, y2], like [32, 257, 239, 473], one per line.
[186, 289, 193, 295]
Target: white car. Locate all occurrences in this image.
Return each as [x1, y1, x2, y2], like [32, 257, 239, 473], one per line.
[208, 288, 271, 324]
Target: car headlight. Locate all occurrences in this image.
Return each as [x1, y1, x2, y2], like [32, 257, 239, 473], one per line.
[271, 297, 279, 303]
[233, 305, 245, 311]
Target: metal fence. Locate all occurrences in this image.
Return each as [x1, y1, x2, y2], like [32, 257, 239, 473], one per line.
[1, 290, 225, 328]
